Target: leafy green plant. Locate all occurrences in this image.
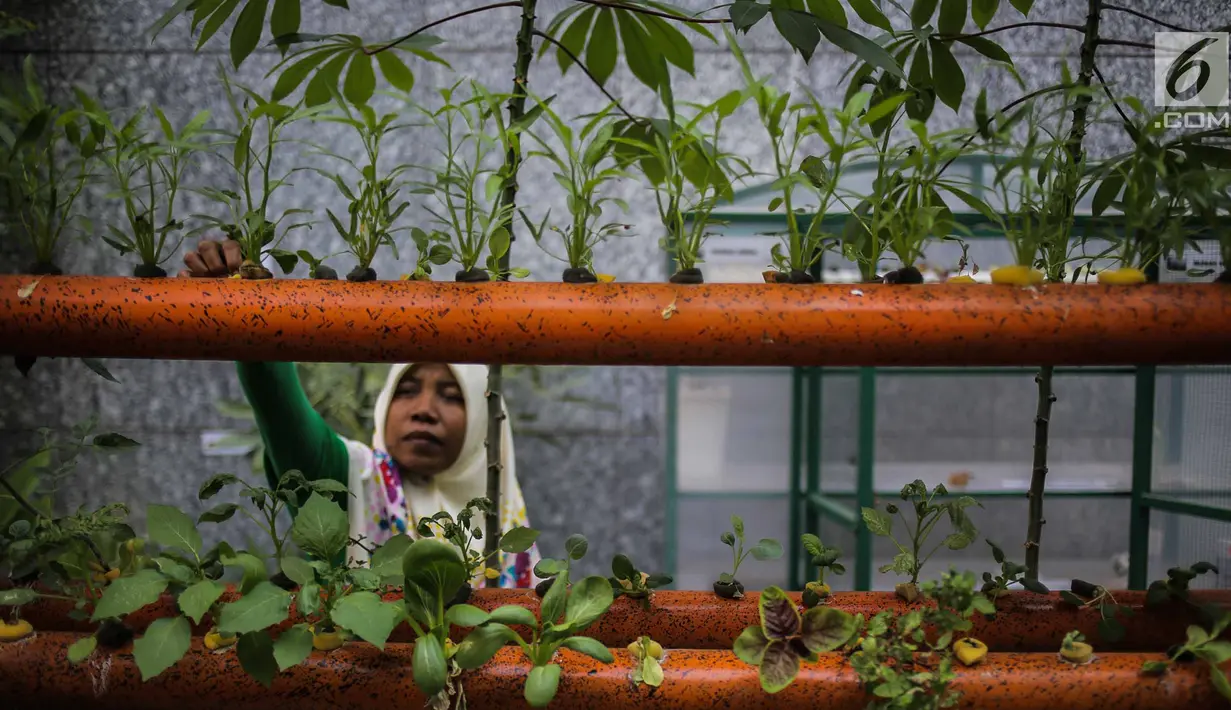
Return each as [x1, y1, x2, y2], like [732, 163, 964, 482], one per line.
[981, 539, 1048, 599]
[800, 533, 844, 608]
[1141, 610, 1231, 702]
[90, 102, 212, 276]
[415, 496, 540, 596]
[310, 101, 413, 281]
[628, 635, 665, 688]
[188, 68, 318, 279]
[1060, 580, 1133, 643]
[0, 56, 102, 274]
[608, 553, 672, 606]
[403, 227, 454, 281]
[413, 79, 528, 282]
[1146, 562, 1220, 616]
[532, 533, 589, 599]
[518, 99, 631, 281]
[453, 559, 615, 706]
[861, 480, 980, 600]
[713, 514, 781, 599]
[850, 569, 996, 710]
[733, 585, 857, 693]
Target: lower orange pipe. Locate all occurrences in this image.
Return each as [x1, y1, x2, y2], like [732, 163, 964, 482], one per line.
[14, 589, 1230, 653]
[0, 632, 1221, 710]
[2, 276, 1230, 366]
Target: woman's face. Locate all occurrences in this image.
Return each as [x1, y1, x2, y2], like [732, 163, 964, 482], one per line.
[383, 363, 467, 479]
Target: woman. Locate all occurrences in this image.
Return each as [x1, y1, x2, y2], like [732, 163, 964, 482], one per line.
[182, 240, 539, 588]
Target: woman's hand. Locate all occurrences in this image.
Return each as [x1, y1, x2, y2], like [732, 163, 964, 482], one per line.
[179, 239, 243, 277]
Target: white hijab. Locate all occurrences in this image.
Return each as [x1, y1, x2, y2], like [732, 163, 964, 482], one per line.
[342, 363, 538, 587]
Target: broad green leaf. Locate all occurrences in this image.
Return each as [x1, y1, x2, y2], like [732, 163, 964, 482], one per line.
[217, 581, 291, 635]
[750, 539, 783, 561]
[270, 0, 300, 45]
[147, 504, 202, 556]
[0, 588, 38, 606]
[198, 503, 240, 524]
[807, 0, 846, 27]
[759, 586, 801, 640]
[564, 575, 614, 631]
[222, 549, 268, 594]
[1092, 171, 1125, 216]
[559, 635, 613, 662]
[305, 53, 349, 107]
[957, 36, 1012, 63]
[616, 12, 664, 90]
[643, 15, 695, 74]
[445, 603, 491, 628]
[331, 592, 402, 649]
[771, 8, 819, 62]
[280, 556, 315, 586]
[861, 507, 892, 536]
[271, 49, 333, 101]
[799, 607, 857, 653]
[1200, 641, 1231, 665]
[862, 93, 910, 125]
[92, 569, 169, 621]
[67, 634, 97, 664]
[586, 9, 618, 86]
[557, 7, 597, 75]
[290, 492, 349, 561]
[817, 20, 904, 79]
[801, 534, 823, 558]
[273, 624, 313, 670]
[541, 569, 570, 625]
[369, 533, 413, 583]
[942, 530, 974, 550]
[734, 625, 770, 664]
[499, 526, 540, 554]
[133, 616, 191, 681]
[237, 631, 278, 688]
[848, 0, 891, 31]
[375, 51, 414, 93]
[912, 0, 939, 26]
[758, 641, 800, 693]
[972, 0, 999, 29]
[412, 633, 448, 696]
[930, 39, 965, 111]
[525, 663, 562, 708]
[1188, 625, 1210, 647]
[565, 534, 588, 560]
[344, 52, 375, 105]
[454, 622, 518, 669]
[403, 539, 467, 624]
[489, 604, 538, 627]
[612, 554, 636, 581]
[297, 582, 321, 617]
[178, 579, 226, 624]
[938, 0, 966, 35]
[729, 1, 769, 32]
[1009, 0, 1033, 14]
[231, 0, 269, 69]
[199, 473, 239, 500]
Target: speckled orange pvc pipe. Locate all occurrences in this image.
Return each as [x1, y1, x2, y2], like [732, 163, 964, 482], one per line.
[0, 633, 1222, 710]
[2, 276, 1230, 366]
[14, 588, 1231, 653]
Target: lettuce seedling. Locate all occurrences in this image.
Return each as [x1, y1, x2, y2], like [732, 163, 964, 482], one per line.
[734, 585, 857, 693]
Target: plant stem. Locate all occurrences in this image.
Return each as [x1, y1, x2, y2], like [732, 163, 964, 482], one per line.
[936, 21, 1084, 41]
[484, 0, 539, 585]
[365, 2, 523, 56]
[532, 30, 642, 124]
[1101, 4, 1195, 32]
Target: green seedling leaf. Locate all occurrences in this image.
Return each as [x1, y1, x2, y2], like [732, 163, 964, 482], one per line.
[490, 605, 538, 627]
[564, 575, 614, 631]
[499, 526, 540, 554]
[565, 534, 588, 560]
[799, 606, 857, 653]
[730, 1, 769, 31]
[92, 568, 169, 621]
[273, 624, 313, 670]
[237, 631, 278, 688]
[199, 503, 240, 524]
[199, 474, 240, 500]
[1200, 640, 1231, 665]
[412, 632, 448, 696]
[67, 634, 97, 664]
[559, 635, 613, 662]
[296, 582, 321, 617]
[445, 603, 491, 628]
[454, 622, 519, 669]
[331, 592, 402, 649]
[541, 569, 570, 625]
[403, 539, 467, 625]
[0, 588, 38, 606]
[308, 478, 350, 497]
[751, 539, 783, 561]
[218, 582, 291, 635]
[375, 51, 414, 93]
[147, 504, 203, 556]
[290, 492, 349, 561]
[760, 586, 801, 640]
[222, 549, 268, 594]
[734, 625, 770, 664]
[758, 640, 801, 693]
[280, 556, 315, 586]
[612, 554, 636, 581]
[861, 507, 892, 536]
[133, 616, 191, 681]
[525, 663, 563, 708]
[178, 579, 226, 624]
[369, 534, 412, 584]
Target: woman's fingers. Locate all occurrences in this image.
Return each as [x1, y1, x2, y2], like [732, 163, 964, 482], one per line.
[199, 240, 227, 275]
[221, 240, 243, 272]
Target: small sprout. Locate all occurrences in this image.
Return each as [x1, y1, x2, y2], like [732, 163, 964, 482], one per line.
[1059, 630, 1094, 665]
[982, 539, 1049, 601]
[609, 553, 672, 608]
[1146, 562, 1219, 609]
[628, 635, 665, 688]
[954, 637, 988, 666]
[1140, 610, 1231, 701]
[715, 515, 782, 600]
[801, 534, 844, 608]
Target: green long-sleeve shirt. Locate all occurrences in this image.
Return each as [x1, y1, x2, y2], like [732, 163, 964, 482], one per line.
[235, 362, 351, 505]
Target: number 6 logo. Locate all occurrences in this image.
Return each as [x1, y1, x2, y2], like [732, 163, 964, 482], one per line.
[1167, 37, 1217, 102]
[1154, 32, 1230, 109]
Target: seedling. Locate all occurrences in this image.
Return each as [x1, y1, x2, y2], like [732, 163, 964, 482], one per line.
[403, 227, 453, 281]
[533, 533, 589, 599]
[1146, 562, 1219, 609]
[800, 534, 844, 608]
[1060, 580, 1133, 643]
[608, 553, 672, 607]
[1141, 610, 1231, 702]
[982, 539, 1049, 600]
[1059, 629, 1094, 665]
[519, 99, 632, 282]
[714, 514, 782, 600]
[861, 480, 981, 601]
[415, 497, 540, 604]
[628, 635, 665, 688]
[453, 571, 615, 707]
[850, 569, 996, 710]
[734, 585, 857, 693]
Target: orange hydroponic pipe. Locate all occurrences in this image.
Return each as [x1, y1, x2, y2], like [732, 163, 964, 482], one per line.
[2, 276, 1230, 366]
[0, 633, 1221, 710]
